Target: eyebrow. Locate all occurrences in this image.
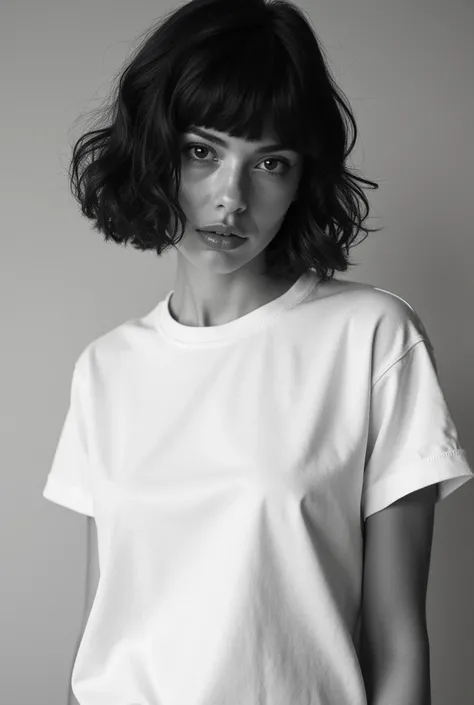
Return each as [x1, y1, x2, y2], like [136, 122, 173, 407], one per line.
[186, 127, 294, 154]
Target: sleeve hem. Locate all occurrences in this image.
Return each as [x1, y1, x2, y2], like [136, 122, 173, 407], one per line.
[363, 448, 473, 520]
[42, 475, 94, 517]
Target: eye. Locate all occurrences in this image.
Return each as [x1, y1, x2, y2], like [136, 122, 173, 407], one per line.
[181, 143, 291, 177]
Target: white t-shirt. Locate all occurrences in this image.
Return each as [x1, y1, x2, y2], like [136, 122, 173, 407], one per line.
[43, 269, 473, 705]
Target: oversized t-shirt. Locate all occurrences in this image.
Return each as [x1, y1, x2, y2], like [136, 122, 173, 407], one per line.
[43, 269, 473, 705]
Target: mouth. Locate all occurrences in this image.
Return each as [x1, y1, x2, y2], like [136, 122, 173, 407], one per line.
[197, 229, 244, 239]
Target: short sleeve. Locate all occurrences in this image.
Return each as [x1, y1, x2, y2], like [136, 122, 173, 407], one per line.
[43, 362, 95, 517]
[362, 339, 473, 521]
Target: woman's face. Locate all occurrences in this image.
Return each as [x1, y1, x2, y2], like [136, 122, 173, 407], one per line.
[174, 125, 303, 276]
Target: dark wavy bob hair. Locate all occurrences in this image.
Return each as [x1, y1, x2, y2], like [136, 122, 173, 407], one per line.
[69, 0, 381, 283]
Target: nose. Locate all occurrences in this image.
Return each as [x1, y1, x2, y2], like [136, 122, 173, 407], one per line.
[214, 166, 248, 216]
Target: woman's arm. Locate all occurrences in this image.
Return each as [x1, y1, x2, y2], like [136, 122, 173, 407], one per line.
[68, 517, 100, 705]
[360, 484, 436, 705]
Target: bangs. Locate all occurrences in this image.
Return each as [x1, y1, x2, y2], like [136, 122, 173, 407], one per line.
[172, 28, 311, 153]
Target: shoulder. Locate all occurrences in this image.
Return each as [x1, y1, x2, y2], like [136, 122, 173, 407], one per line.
[315, 277, 434, 381]
[324, 278, 426, 325]
[314, 277, 430, 338]
[73, 313, 148, 388]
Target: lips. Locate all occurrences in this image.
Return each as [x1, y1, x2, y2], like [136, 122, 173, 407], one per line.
[197, 224, 245, 238]
[197, 229, 243, 239]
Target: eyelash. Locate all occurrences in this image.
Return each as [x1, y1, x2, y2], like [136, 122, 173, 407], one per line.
[182, 143, 291, 178]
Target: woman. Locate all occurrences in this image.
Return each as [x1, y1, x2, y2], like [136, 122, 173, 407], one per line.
[43, 1, 473, 704]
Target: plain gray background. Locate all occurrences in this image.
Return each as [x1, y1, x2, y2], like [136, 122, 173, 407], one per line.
[2, 1, 473, 704]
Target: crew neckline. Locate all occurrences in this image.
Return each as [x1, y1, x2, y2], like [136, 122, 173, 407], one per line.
[149, 269, 319, 345]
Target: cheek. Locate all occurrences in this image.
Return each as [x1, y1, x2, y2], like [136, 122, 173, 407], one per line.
[258, 189, 297, 225]
[178, 176, 210, 213]
[176, 183, 199, 221]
